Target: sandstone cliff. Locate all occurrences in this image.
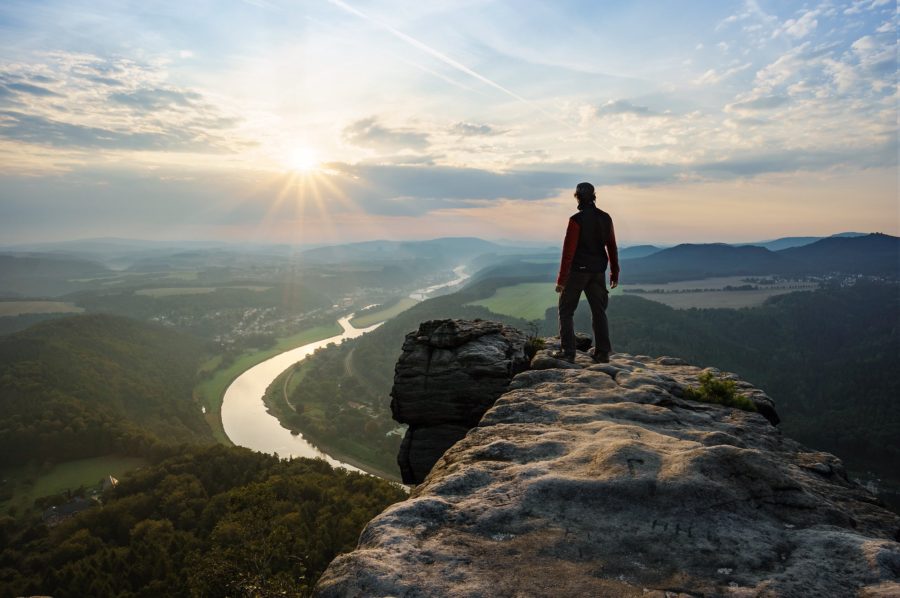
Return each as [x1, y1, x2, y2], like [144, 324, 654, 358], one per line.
[317, 320, 900, 597]
[391, 319, 529, 484]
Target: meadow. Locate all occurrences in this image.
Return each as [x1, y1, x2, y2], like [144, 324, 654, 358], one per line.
[468, 276, 817, 318]
[468, 282, 623, 321]
[0, 301, 84, 316]
[350, 297, 418, 327]
[623, 288, 814, 309]
[136, 285, 271, 297]
[0, 455, 148, 515]
[621, 276, 817, 309]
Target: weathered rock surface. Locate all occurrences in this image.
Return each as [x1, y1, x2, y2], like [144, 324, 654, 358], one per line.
[318, 325, 900, 597]
[391, 319, 528, 484]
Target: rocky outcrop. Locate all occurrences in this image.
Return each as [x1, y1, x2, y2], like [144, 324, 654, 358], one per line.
[317, 324, 900, 597]
[391, 319, 528, 484]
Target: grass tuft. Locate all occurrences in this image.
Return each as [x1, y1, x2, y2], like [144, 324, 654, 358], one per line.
[683, 371, 757, 412]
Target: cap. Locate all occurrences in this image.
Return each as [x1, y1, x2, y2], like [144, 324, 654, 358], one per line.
[575, 182, 595, 198]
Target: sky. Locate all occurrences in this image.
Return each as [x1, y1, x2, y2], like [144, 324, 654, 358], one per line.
[0, 0, 897, 246]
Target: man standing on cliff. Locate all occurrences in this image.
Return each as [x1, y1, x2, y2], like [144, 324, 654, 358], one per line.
[554, 182, 620, 363]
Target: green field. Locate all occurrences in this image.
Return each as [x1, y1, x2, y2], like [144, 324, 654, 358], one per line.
[468, 283, 558, 320]
[469, 277, 806, 318]
[625, 288, 813, 309]
[618, 276, 818, 309]
[469, 282, 623, 321]
[136, 285, 271, 297]
[1, 455, 148, 515]
[350, 297, 418, 327]
[0, 301, 84, 316]
[194, 322, 342, 444]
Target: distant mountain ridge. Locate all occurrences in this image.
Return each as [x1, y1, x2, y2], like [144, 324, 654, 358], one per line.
[622, 233, 898, 282]
[617, 244, 660, 259]
[740, 231, 868, 251]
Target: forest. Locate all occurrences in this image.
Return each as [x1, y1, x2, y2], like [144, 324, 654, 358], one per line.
[0, 445, 405, 597]
[0, 314, 213, 469]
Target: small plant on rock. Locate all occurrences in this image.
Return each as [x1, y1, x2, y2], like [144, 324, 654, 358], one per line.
[683, 371, 757, 412]
[524, 321, 546, 361]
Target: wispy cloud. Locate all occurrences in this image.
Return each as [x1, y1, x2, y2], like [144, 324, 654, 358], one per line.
[3, 81, 63, 98]
[726, 94, 790, 111]
[0, 52, 245, 156]
[450, 122, 503, 136]
[342, 117, 430, 151]
[594, 100, 660, 118]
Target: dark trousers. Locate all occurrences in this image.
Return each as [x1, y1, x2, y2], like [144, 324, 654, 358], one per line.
[558, 271, 610, 355]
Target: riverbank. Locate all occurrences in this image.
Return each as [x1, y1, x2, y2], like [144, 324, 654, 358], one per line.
[220, 266, 471, 478]
[194, 322, 343, 444]
[261, 363, 402, 481]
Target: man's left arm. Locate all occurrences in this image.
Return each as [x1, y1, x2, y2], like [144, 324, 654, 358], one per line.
[607, 220, 619, 289]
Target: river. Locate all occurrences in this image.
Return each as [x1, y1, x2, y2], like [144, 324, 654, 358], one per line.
[221, 265, 470, 475]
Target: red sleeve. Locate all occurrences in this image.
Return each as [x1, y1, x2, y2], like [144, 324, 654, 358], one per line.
[607, 220, 620, 282]
[556, 218, 580, 286]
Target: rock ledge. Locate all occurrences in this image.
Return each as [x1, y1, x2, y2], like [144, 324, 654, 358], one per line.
[317, 326, 900, 598]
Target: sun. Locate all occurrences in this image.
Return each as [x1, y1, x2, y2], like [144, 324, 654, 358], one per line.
[285, 146, 320, 173]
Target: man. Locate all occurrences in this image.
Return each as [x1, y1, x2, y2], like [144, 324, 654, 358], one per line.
[554, 182, 619, 363]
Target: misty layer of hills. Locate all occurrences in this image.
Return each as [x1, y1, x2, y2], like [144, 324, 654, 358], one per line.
[0, 231, 889, 299]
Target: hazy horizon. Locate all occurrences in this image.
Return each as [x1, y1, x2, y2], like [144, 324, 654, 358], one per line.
[1, 230, 884, 252]
[1, 1, 897, 245]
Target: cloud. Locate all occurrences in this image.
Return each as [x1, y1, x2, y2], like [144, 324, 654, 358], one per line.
[110, 88, 202, 110]
[775, 10, 820, 39]
[83, 75, 125, 86]
[3, 82, 63, 97]
[0, 53, 244, 154]
[726, 94, 790, 111]
[693, 63, 752, 85]
[0, 110, 230, 152]
[594, 100, 659, 118]
[844, 0, 890, 15]
[450, 122, 502, 136]
[342, 117, 430, 151]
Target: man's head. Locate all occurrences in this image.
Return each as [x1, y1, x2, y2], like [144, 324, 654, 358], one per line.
[574, 182, 595, 206]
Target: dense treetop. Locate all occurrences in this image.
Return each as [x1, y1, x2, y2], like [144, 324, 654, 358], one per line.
[0, 314, 212, 467]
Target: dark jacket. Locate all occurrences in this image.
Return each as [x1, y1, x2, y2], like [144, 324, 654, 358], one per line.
[556, 203, 619, 286]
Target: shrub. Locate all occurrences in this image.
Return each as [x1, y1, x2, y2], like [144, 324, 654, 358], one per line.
[524, 321, 546, 361]
[683, 371, 757, 412]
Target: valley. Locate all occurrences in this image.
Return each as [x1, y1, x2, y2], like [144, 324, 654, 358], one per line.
[0, 233, 898, 595]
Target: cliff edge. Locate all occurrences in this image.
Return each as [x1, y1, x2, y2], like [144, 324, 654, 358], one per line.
[316, 320, 900, 597]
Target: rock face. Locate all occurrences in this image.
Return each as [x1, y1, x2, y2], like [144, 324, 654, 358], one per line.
[317, 324, 900, 598]
[391, 319, 528, 484]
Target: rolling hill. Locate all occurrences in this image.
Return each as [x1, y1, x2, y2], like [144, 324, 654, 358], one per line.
[0, 314, 212, 467]
[778, 232, 899, 274]
[0, 254, 111, 297]
[299, 237, 503, 264]
[621, 243, 795, 282]
[618, 244, 661, 259]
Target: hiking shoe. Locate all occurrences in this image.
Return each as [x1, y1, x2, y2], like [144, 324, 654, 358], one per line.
[550, 351, 575, 363]
[591, 350, 609, 363]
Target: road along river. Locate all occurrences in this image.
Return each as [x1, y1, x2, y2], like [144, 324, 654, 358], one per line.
[221, 266, 471, 475]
